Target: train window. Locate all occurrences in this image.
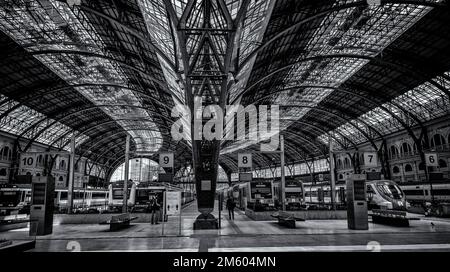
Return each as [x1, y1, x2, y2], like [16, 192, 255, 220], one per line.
[402, 190, 424, 196]
[377, 184, 403, 199]
[432, 189, 450, 195]
[92, 193, 107, 199]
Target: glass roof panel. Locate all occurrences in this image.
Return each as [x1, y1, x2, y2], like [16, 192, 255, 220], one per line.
[0, 0, 163, 152]
[319, 72, 450, 148]
[225, 1, 440, 153]
[0, 94, 82, 150]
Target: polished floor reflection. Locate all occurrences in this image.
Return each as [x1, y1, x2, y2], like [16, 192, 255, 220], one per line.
[2, 201, 450, 252]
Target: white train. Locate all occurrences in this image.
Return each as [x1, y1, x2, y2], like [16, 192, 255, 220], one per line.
[399, 181, 450, 203]
[226, 180, 275, 211]
[273, 179, 305, 210]
[225, 179, 305, 211]
[107, 181, 136, 212]
[304, 180, 410, 211]
[0, 184, 109, 215]
[108, 181, 195, 212]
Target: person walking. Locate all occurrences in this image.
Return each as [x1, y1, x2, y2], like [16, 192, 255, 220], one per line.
[226, 197, 236, 220]
[150, 196, 160, 224]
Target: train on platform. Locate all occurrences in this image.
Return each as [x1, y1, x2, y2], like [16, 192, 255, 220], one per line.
[304, 179, 410, 211]
[0, 184, 109, 215]
[399, 180, 450, 203]
[107, 180, 195, 212]
[226, 178, 305, 211]
[224, 178, 411, 212]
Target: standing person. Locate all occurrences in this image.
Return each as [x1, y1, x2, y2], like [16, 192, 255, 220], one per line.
[226, 197, 235, 220]
[150, 196, 159, 225]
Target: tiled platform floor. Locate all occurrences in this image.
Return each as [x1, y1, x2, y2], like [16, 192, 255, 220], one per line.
[2, 201, 450, 252]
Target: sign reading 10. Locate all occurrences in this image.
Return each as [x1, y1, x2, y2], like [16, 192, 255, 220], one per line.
[22, 156, 35, 167]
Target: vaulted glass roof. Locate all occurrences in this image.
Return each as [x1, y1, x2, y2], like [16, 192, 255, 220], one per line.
[0, 0, 449, 174]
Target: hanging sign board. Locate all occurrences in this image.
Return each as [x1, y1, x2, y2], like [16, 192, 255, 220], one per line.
[364, 152, 378, 167]
[425, 153, 438, 167]
[238, 153, 252, 168]
[159, 153, 174, 168]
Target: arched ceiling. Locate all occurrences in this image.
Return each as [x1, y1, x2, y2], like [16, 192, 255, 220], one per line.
[0, 0, 449, 174]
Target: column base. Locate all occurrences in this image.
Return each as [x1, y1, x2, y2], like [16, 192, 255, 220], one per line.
[193, 213, 218, 230]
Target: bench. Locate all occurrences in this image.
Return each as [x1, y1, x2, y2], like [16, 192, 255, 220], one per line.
[99, 213, 138, 231]
[271, 211, 305, 228]
[370, 209, 409, 227]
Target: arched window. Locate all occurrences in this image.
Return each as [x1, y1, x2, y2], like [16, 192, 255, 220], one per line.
[60, 160, 66, 170]
[75, 162, 79, 172]
[37, 155, 43, 166]
[0, 168, 7, 176]
[405, 164, 413, 172]
[337, 159, 342, 169]
[419, 162, 425, 171]
[431, 134, 446, 148]
[413, 142, 418, 153]
[26, 172, 32, 176]
[389, 146, 399, 159]
[392, 166, 400, 174]
[338, 174, 344, 180]
[344, 157, 351, 168]
[439, 159, 448, 168]
[1, 146, 10, 161]
[400, 142, 412, 156]
[58, 176, 64, 182]
[36, 173, 41, 176]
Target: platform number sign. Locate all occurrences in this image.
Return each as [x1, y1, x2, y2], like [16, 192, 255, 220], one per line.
[159, 153, 174, 168]
[20, 153, 36, 169]
[363, 152, 378, 167]
[425, 153, 439, 167]
[238, 153, 252, 168]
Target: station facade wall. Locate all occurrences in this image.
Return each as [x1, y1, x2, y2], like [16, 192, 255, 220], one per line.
[336, 116, 450, 183]
[0, 131, 105, 188]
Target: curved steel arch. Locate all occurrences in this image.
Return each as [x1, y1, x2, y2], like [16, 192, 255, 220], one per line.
[251, 84, 427, 147]
[282, 118, 352, 149]
[20, 103, 182, 152]
[252, 84, 426, 127]
[279, 104, 381, 149]
[78, 128, 191, 163]
[28, 49, 171, 92]
[74, 3, 177, 71]
[236, 0, 448, 73]
[54, 116, 181, 150]
[233, 54, 450, 105]
[0, 82, 183, 123]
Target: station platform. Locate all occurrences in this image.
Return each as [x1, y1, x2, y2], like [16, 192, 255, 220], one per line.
[2, 201, 450, 252]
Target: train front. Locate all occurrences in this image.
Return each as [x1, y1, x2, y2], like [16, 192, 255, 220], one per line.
[370, 180, 410, 211]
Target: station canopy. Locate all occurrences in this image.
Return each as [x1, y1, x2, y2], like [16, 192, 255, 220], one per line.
[0, 0, 449, 175]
